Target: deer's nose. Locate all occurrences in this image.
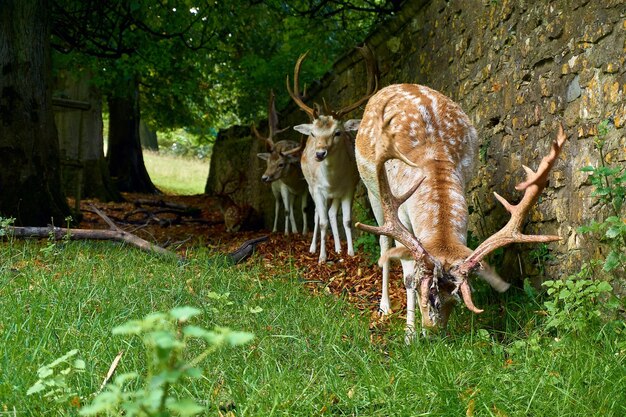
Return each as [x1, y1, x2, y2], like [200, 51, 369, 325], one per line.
[261, 175, 271, 182]
[315, 150, 327, 161]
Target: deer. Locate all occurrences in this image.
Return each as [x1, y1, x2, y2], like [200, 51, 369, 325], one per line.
[254, 91, 309, 235]
[354, 83, 566, 341]
[286, 45, 378, 263]
[214, 172, 257, 233]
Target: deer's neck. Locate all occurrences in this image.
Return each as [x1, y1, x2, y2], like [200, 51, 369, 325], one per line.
[408, 160, 471, 264]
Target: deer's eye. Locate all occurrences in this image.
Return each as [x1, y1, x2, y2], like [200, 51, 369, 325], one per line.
[278, 163, 285, 168]
[334, 130, 342, 137]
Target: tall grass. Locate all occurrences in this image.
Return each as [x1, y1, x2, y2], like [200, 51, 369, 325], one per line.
[143, 150, 210, 195]
[1, 239, 624, 416]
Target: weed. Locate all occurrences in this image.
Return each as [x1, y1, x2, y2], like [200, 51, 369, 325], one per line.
[80, 306, 253, 416]
[529, 243, 555, 276]
[27, 349, 85, 405]
[578, 119, 626, 273]
[542, 262, 619, 334]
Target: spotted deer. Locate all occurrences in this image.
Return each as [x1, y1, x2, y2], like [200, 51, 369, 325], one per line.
[254, 91, 309, 235]
[355, 84, 566, 340]
[287, 45, 378, 263]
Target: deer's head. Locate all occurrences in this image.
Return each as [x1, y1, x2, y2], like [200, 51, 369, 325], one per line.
[253, 91, 301, 182]
[287, 45, 378, 162]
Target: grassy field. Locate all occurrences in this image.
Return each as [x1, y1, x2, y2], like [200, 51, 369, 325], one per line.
[1, 237, 625, 416]
[143, 150, 210, 195]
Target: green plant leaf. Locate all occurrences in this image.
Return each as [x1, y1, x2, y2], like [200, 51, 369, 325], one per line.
[226, 331, 254, 346]
[603, 251, 622, 272]
[170, 306, 202, 321]
[167, 398, 205, 416]
[26, 381, 46, 395]
[183, 325, 211, 339]
[73, 359, 86, 370]
[112, 320, 143, 335]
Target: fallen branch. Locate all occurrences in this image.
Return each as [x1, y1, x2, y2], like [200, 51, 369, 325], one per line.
[227, 235, 269, 264]
[5, 206, 182, 260]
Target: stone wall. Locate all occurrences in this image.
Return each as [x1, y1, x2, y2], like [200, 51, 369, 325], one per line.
[207, 0, 625, 282]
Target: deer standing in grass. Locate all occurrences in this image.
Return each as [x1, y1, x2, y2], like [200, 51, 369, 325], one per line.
[255, 91, 309, 235]
[355, 84, 566, 340]
[287, 45, 378, 263]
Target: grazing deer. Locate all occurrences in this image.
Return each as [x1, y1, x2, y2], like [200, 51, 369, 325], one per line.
[287, 45, 378, 263]
[254, 91, 309, 235]
[354, 83, 566, 340]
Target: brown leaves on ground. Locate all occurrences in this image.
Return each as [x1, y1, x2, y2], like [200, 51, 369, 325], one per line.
[76, 192, 407, 325]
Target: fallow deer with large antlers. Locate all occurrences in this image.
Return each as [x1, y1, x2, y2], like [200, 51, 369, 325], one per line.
[254, 91, 309, 235]
[355, 84, 566, 340]
[287, 45, 378, 263]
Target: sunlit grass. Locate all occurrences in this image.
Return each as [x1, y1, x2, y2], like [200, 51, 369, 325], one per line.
[143, 150, 210, 195]
[1, 239, 625, 416]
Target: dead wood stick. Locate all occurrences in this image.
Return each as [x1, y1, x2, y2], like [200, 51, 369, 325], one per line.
[7, 226, 181, 259]
[97, 350, 124, 394]
[6, 205, 181, 259]
[90, 204, 121, 231]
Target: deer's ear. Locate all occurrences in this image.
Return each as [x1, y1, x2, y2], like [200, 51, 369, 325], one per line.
[257, 153, 270, 161]
[343, 119, 361, 131]
[293, 124, 314, 136]
[378, 246, 412, 267]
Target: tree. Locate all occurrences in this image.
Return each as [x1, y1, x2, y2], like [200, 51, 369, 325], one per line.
[0, 0, 71, 226]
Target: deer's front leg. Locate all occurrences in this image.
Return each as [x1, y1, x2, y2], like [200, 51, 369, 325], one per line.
[287, 192, 297, 234]
[280, 185, 291, 235]
[313, 192, 329, 263]
[328, 198, 342, 254]
[310, 210, 318, 253]
[401, 259, 418, 344]
[271, 183, 281, 233]
[341, 193, 354, 256]
[300, 193, 309, 235]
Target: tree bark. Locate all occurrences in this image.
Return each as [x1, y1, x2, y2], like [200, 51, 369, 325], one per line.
[0, 0, 71, 226]
[54, 70, 122, 202]
[140, 120, 159, 151]
[106, 78, 159, 193]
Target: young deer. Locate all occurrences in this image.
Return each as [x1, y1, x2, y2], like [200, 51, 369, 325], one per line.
[254, 91, 309, 235]
[355, 84, 566, 339]
[287, 45, 378, 263]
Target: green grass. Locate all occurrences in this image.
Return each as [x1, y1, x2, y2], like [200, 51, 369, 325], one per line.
[143, 150, 210, 195]
[1, 239, 625, 416]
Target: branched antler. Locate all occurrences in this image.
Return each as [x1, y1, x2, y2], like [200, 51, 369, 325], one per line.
[286, 51, 317, 120]
[252, 90, 290, 149]
[287, 44, 379, 121]
[453, 123, 567, 278]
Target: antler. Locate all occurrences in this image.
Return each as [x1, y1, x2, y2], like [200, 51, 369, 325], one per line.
[281, 134, 307, 157]
[267, 90, 290, 139]
[334, 44, 379, 119]
[453, 123, 567, 278]
[286, 51, 317, 120]
[252, 90, 290, 149]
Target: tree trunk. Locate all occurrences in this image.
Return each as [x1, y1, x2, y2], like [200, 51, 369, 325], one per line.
[140, 120, 159, 151]
[106, 78, 159, 193]
[0, 0, 71, 226]
[54, 70, 122, 202]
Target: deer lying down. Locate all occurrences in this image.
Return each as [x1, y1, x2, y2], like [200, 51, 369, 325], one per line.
[286, 45, 378, 263]
[254, 92, 309, 235]
[355, 83, 566, 340]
